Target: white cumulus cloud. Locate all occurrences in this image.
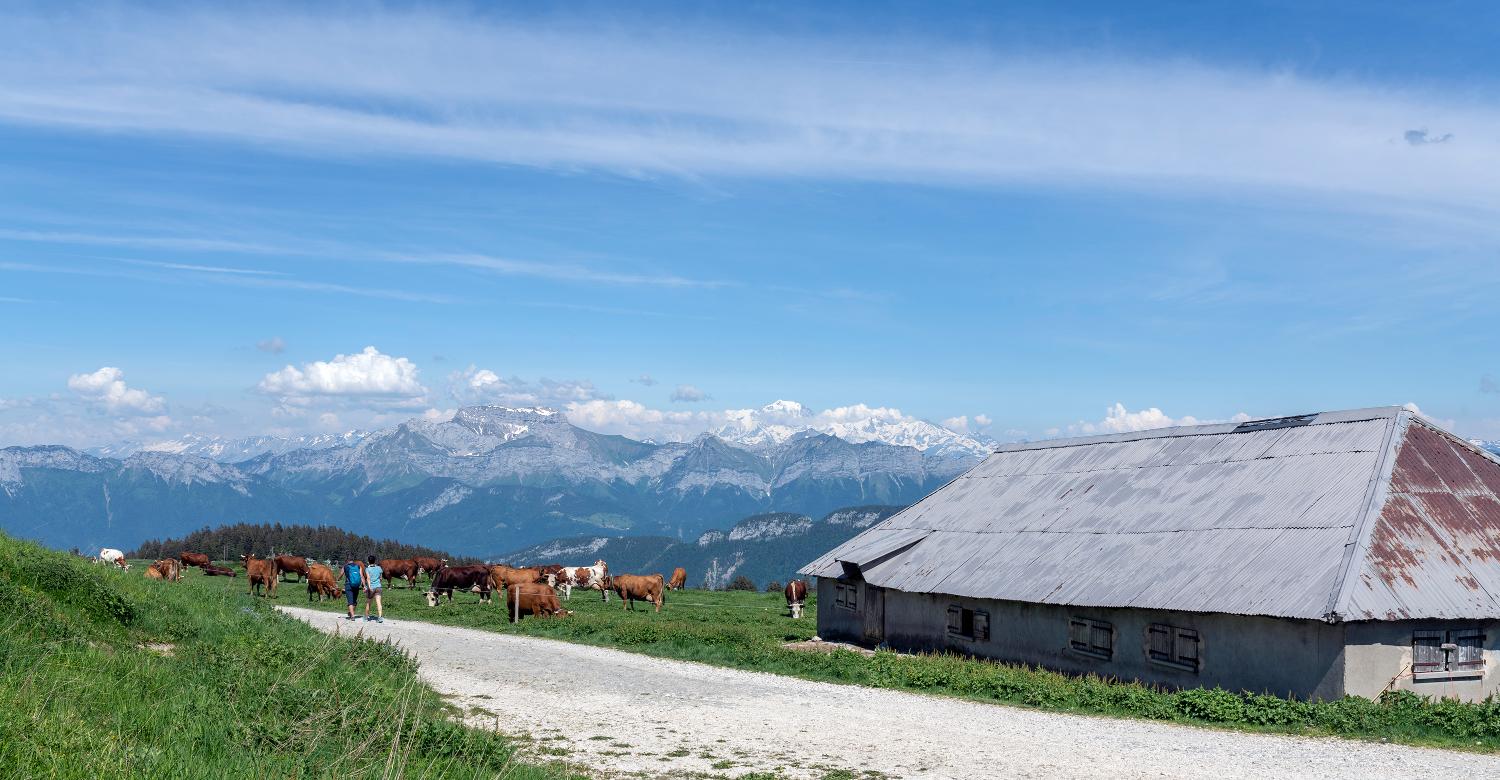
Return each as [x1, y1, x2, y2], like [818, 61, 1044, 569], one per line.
[66, 366, 166, 415]
[1065, 403, 1250, 436]
[258, 346, 428, 410]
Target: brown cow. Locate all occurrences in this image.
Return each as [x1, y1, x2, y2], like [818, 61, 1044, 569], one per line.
[426, 565, 493, 606]
[612, 573, 665, 613]
[144, 566, 164, 580]
[242, 554, 277, 597]
[667, 567, 687, 591]
[202, 565, 237, 577]
[306, 563, 340, 602]
[504, 582, 570, 622]
[273, 555, 310, 582]
[177, 551, 211, 569]
[412, 556, 447, 582]
[488, 564, 550, 593]
[379, 558, 420, 590]
[785, 580, 808, 619]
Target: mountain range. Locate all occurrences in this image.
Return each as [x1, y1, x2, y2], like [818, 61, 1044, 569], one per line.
[1, 403, 987, 555]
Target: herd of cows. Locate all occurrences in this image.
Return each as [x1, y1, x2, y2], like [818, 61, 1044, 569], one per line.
[91, 546, 812, 620]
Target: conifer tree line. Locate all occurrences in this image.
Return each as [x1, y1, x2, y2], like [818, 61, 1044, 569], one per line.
[128, 522, 474, 564]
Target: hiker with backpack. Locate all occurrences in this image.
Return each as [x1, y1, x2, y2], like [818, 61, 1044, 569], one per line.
[341, 557, 365, 620]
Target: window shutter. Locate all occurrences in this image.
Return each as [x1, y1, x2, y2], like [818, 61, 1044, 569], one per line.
[974, 610, 990, 641]
[1175, 629, 1200, 670]
[1453, 629, 1485, 671]
[1091, 623, 1113, 657]
[1148, 624, 1172, 661]
[1069, 619, 1089, 650]
[1412, 630, 1444, 672]
[947, 605, 962, 635]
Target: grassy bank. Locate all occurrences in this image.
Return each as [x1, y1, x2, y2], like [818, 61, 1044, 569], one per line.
[259, 569, 1500, 752]
[0, 538, 577, 779]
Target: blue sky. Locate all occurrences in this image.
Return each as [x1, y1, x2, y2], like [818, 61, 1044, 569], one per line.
[2, 1, 1499, 446]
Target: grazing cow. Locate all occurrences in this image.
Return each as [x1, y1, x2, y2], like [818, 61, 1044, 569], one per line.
[98, 548, 129, 571]
[487, 564, 550, 593]
[785, 580, 808, 619]
[553, 560, 610, 602]
[149, 558, 183, 582]
[379, 558, 420, 590]
[177, 551, 211, 570]
[504, 582, 569, 622]
[667, 567, 687, 591]
[425, 565, 493, 606]
[412, 556, 447, 582]
[306, 563, 340, 602]
[611, 573, 665, 613]
[273, 555, 310, 582]
[242, 554, 277, 598]
[202, 565, 237, 577]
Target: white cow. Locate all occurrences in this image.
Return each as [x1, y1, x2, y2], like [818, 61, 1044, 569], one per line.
[553, 560, 610, 602]
[98, 548, 130, 571]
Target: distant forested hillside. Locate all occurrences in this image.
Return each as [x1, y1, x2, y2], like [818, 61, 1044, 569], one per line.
[128, 522, 470, 563]
[502, 504, 903, 589]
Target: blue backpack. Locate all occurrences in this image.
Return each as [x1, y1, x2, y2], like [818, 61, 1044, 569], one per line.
[344, 562, 362, 587]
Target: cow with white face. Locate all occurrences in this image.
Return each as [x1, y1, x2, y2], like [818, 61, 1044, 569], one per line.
[552, 560, 610, 601]
[98, 548, 129, 571]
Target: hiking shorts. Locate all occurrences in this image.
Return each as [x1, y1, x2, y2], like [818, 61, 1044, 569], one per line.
[367, 587, 383, 598]
[345, 585, 360, 606]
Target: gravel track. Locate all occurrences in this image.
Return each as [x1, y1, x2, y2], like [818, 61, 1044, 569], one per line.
[278, 606, 1500, 779]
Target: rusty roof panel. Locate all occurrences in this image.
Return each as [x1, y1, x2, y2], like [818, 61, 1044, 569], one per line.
[1342, 422, 1500, 620]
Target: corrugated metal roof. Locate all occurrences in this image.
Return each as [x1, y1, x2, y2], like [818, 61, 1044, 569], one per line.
[802, 406, 1500, 621]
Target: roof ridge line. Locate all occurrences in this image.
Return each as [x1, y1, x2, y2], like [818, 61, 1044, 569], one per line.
[1323, 409, 1410, 623]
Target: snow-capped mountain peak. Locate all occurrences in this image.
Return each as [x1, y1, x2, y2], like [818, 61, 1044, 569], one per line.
[711, 400, 992, 460]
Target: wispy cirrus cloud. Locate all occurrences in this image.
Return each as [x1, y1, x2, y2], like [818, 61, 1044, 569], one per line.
[0, 7, 1496, 228]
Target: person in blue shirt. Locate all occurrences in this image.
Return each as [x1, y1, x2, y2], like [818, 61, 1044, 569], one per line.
[364, 555, 385, 623]
[340, 558, 364, 620]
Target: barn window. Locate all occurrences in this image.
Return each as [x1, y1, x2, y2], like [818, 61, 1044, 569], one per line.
[1147, 623, 1200, 672]
[1069, 617, 1114, 660]
[834, 583, 857, 612]
[1413, 628, 1486, 679]
[946, 605, 989, 641]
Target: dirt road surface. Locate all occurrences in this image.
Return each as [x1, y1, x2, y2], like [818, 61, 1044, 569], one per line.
[279, 606, 1500, 779]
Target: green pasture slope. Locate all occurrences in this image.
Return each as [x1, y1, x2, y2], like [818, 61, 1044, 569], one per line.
[0, 534, 577, 779]
[254, 570, 1500, 753]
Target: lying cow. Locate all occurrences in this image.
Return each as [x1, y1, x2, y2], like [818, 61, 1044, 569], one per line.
[667, 567, 687, 591]
[504, 582, 570, 622]
[553, 560, 610, 602]
[202, 565, 237, 577]
[177, 551, 211, 569]
[426, 565, 493, 606]
[611, 573, 665, 613]
[785, 580, 808, 619]
[144, 565, 164, 580]
[306, 562, 341, 602]
[148, 558, 183, 582]
[379, 558, 420, 590]
[98, 548, 130, 571]
[273, 554, 310, 582]
[242, 554, 277, 598]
